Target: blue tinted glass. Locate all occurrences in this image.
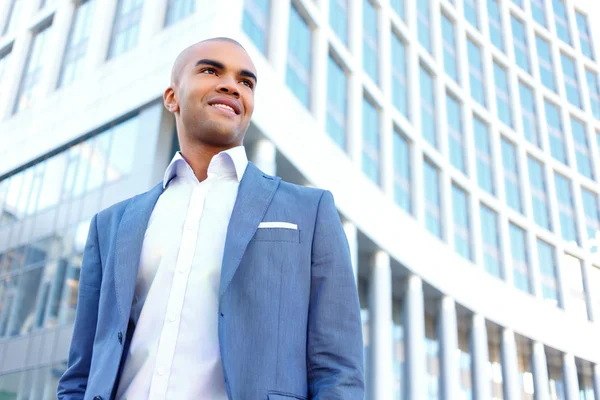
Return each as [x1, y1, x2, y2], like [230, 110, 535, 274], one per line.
[452, 185, 470, 259]
[424, 160, 441, 237]
[536, 37, 555, 91]
[363, 0, 378, 83]
[586, 70, 600, 119]
[502, 139, 522, 212]
[442, 14, 457, 81]
[447, 94, 464, 172]
[528, 157, 551, 230]
[165, 0, 195, 27]
[570, 118, 593, 179]
[420, 66, 436, 147]
[581, 189, 600, 245]
[330, 0, 348, 45]
[286, 5, 311, 107]
[561, 54, 581, 107]
[464, 0, 478, 28]
[537, 240, 558, 302]
[474, 118, 494, 194]
[576, 12, 593, 59]
[391, 0, 404, 19]
[553, 0, 570, 44]
[393, 131, 411, 212]
[468, 40, 485, 106]
[488, 0, 503, 50]
[392, 34, 407, 116]
[362, 97, 380, 184]
[326, 56, 347, 149]
[531, 0, 546, 26]
[545, 101, 566, 164]
[511, 16, 529, 72]
[509, 224, 530, 292]
[519, 83, 537, 145]
[494, 63, 512, 126]
[554, 174, 578, 243]
[480, 205, 501, 277]
[418, 0, 431, 52]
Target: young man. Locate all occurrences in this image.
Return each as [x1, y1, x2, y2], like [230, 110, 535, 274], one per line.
[57, 37, 364, 400]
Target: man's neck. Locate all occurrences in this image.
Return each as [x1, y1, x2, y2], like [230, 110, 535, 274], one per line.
[179, 142, 239, 183]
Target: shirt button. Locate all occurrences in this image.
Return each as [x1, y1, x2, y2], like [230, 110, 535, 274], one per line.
[117, 331, 123, 344]
[157, 368, 165, 376]
[168, 315, 176, 322]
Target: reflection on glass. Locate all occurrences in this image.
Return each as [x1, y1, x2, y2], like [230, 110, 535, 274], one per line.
[516, 339, 534, 400]
[425, 313, 439, 399]
[458, 325, 473, 400]
[362, 97, 380, 185]
[164, 0, 195, 27]
[392, 299, 404, 400]
[286, 4, 311, 108]
[243, 0, 270, 54]
[487, 327, 504, 399]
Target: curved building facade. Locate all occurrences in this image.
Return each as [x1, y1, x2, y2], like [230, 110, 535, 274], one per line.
[0, 0, 599, 398]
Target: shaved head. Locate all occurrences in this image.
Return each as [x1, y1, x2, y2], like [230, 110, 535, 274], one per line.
[170, 37, 246, 85]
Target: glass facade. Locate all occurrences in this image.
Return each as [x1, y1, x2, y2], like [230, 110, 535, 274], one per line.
[467, 38, 486, 107]
[536, 36, 556, 92]
[537, 239, 559, 305]
[571, 118, 593, 180]
[510, 223, 531, 293]
[481, 204, 502, 277]
[424, 159, 442, 238]
[392, 33, 408, 116]
[363, 0, 378, 84]
[420, 66, 436, 147]
[528, 157, 551, 231]
[493, 62, 512, 127]
[452, 184, 471, 260]
[108, 0, 144, 59]
[326, 54, 347, 149]
[554, 173, 578, 244]
[511, 15, 530, 72]
[330, 0, 348, 45]
[58, 0, 95, 88]
[243, 0, 270, 54]
[442, 14, 458, 82]
[501, 138, 522, 213]
[362, 97, 380, 185]
[447, 94, 465, 173]
[164, 0, 195, 26]
[474, 117, 494, 194]
[519, 82, 538, 146]
[286, 4, 311, 108]
[393, 130, 411, 213]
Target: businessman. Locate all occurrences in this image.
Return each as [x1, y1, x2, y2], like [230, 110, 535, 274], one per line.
[56, 37, 364, 400]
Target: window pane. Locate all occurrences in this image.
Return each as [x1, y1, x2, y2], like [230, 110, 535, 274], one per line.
[501, 139, 522, 212]
[243, 0, 270, 54]
[164, 0, 195, 27]
[362, 97, 380, 185]
[447, 94, 465, 172]
[554, 173, 578, 244]
[527, 157, 551, 230]
[418, 0, 431, 53]
[585, 70, 600, 120]
[442, 14, 458, 82]
[537, 239, 559, 305]
[464, 0, 478, 28]
[511, 16, 530, 72]
[531, 0, 546, 27]
[391, 0, 404, 19]
[561, 54, 581, 108]
[576, 11, 594, 59]
[392, 33, 407, 116]
[363, 0, 378, 83]
[106, 117, 140, 182]
[562, 254, 588, 319]
[452, 185, 471, 259]
[510, 223, 530, 293]
[424, 160, 442, 238]
[108, 0, 144, 59]
[286, 4, 311, 108]
[393, 131, 411, 213]
[570, 118, 593, 180]
[326, 55, 347, 149]
[488, 0, 503, 51]
[519, 82, 538, 146]
[481, 204, 501, 277]
[581, 188, 600, 253]
[474, 117, 494, 194]
[420, 66, 437, 147]
[545, 100, 566, 164]
[494, 62, 512, 127]
[536, 36, 556, 91]
[59, 0, 95, 87]
[553, 0, 570, 44]
[467, 39, 486, 106]
[330, 0, 348, 45]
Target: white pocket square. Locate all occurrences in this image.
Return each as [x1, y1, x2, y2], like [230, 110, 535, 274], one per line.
[258, 222, 298, 230]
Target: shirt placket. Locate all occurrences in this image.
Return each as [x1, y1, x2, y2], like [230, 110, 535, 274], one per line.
[149, 180, 211, 399]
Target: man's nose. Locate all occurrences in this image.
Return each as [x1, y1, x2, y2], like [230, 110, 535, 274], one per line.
[216, 76, 240, 97]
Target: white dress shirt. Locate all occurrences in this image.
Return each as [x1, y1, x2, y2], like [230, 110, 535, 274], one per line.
[116, 147, 248, 400]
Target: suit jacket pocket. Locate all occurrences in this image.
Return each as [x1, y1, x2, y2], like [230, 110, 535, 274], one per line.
[253, 228, 300, 243]
[268, 392, 307, 400]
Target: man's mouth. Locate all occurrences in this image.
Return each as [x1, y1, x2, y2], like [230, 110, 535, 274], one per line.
[211, 103, 236, 113]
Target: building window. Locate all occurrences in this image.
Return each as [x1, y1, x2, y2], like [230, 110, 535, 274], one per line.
[531, 0, 546, 27]
[474, 117, 494, 194]
[420, 65, 437, 147]
[536, 36, 556, 92]
[392, 32, 407, 116]
[547, 350, 566, 399]
[58, 0, 95, 88]
[545, 100, 567, 164]
[13, 24, 53, 114]
[537, 239, 559, 305]
[286, 4, 311, 108]
[575, 11, 593, 59]
[519, 82, 538, 146]
[447, 94, 465, 173]
[326, 54, 347, 150]
[517, 339, 535, 398]
[562, 254, 588, 319]
[0, 50, 10, 87]
[581, 188, 600, 253]
[2, 0, 22, 35]
[243, 0, 270, 54]
[458, 326, 473, 399]
[452, 184, 471, 260]
[330, 0, 348, 45]
[561, 54, 581, 108]
[363, 0, 378, 84]
[554, 173, 578, 245]
[528, 157, 551, 231]
[424, 159, 442, 238]
[493, 62, 512, 127]
[578, 362, 597, 400]
[501, 138, 522, 213]
[441, 14, 458, 82]
[107, 0, 144, 59]
[425, 313, 440, 400]
[553, 0, 570, 44]
[391, 0, 404, 20]
[464, 0, 478, 29]
[511, 16, 530, 72]
[570, 118, 593, 180]
[488, 328, 505, 399]
[362, 97, 380, 185]
[586, 70, 600, 120]
[417, 0, 431, 53]
[510, 223, 531, 293]
[467, 38, 486, 107]
[481, 204, 502, 277]
[164, 0, 195, 26]
[488, 0, 503, 51]
[393, 130, 411, 213]
[392, 299, 405, 400]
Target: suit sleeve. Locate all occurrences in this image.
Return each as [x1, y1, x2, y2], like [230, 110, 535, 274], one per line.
[307, 190, 365, 399]
[57, 214, 103, 400]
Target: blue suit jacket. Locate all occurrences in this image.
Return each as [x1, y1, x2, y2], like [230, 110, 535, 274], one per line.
[57, 162, 364, 400]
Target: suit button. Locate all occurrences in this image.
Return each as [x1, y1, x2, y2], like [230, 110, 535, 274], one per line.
[117, 331, 123, 344]
[93, 396, 102, 400]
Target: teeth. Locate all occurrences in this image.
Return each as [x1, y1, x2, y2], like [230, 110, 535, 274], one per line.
[213, 103, 234, 113]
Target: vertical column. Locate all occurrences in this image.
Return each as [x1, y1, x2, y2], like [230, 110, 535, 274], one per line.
[471, 314, 491, 400]
[379, 6, 393, 198]
[347, 0, 363, 167]
[85, 0, 117, 68]
[583, 260, 598, 322]
[268, 0, 291, 82]
[404, 275, 427, 400]
[593, 364, 600, 400]
[250, 138, 276, 176]
[369, 250, 393, 400]
[562, 353, 579, 400]
[531, 341, 550, 400]
[343, 220, 359, 282]
[501, 329, 520, 400]
[439, 296, 459, 400]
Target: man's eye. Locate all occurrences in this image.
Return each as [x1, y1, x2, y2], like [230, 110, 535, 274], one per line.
[241, 80, 254, 89]
[201, 67, 216, 74]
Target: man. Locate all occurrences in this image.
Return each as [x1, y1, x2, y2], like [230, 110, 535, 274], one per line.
[57, 37, 364, 400]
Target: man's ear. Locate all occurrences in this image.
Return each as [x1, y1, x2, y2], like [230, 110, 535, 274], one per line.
[163, 87, 179, 113]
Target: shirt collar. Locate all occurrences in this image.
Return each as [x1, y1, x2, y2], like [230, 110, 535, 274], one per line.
[162, 146, 248, 189]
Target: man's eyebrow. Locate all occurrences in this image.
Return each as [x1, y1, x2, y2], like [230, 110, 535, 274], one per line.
[194, 58, 257, 83]
[240, 69, 257, 83]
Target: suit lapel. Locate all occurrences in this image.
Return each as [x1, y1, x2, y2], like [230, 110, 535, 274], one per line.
[219, 162, 280, 302]
[114, 182, 164, 327]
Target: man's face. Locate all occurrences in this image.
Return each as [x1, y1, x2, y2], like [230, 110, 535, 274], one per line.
[168, 40, 257, 147]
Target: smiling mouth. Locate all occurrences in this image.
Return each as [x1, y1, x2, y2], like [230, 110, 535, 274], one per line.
[211, 103, 237, 114]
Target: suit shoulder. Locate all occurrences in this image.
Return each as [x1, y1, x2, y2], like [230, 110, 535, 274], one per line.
[95, 182, 161, 222]
[277, 180, 326, 201]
